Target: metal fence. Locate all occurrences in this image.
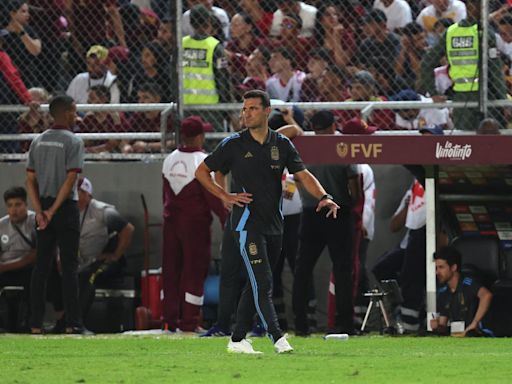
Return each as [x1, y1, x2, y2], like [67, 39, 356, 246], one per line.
[1, 0, 512, 155]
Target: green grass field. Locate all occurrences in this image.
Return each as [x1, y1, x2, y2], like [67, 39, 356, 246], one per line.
[1, 334, 511, 383]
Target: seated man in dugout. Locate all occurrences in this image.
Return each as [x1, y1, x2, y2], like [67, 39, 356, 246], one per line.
[0, 186, 36, 332]
[49, 178, 134, 332]
[431, 246, 493, 337]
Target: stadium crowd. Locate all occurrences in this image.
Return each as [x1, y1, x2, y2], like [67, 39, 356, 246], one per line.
[0, 0, 512, 154]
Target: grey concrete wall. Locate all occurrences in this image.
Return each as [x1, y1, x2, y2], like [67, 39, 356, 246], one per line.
[0, 161, 413, 328]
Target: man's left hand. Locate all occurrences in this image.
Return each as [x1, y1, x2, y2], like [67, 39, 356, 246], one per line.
[316, 199, 340, 219]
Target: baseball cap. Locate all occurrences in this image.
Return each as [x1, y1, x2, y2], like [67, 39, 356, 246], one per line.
[78, 177, 93, 195]
[342, 118, 377, 134]
[390, 89, 420, 102]
[419, 125, 444, 135]
[351, 70, 376, 89]
[181, 116, 213, 137]
[86, 45, 109, 61]
[268, 105, 305, 130]
[310, 111, 335, 131]
[363, 9, 387, 24]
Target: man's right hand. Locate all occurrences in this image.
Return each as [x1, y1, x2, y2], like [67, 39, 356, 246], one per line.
[222, 192, 253, 208]
[36, 212, 49, 230]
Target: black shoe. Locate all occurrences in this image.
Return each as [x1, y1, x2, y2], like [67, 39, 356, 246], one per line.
[65, 326, 95, 335]
[294, 328, 310, 337]
[48, 317, 66, 334]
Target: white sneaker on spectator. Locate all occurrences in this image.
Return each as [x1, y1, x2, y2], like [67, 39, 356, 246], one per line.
[227, 338, 263, 354]
[274, 333, 293, 354]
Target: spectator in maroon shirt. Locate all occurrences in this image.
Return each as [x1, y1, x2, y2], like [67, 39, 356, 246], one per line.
[337, 70, 395, 131]
[226, 12, 267, 87]
[239, 0, 274, 36]
[301, 47, 332, 102]
[121, 82, 174, 154]
[77, 85, 124, 153]
[269, 12, 314, 72]
[313, 3, 355, 67]
[18, 87, 51, 152]
[3, 0, 42, 87]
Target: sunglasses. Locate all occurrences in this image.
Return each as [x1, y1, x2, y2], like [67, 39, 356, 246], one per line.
[281, 22, 297, 30]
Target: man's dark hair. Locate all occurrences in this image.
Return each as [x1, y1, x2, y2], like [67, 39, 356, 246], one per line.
[243, 90, 271, 108]
[4, 186, 27, 203]
[434, 17, 454, 29]
[89, 85, 110, 102]
[434, 246, 462, 271]
[271, 47, 295, 66]
[190, 4, 211, 30]
[49, 94, 75, 119]
[138, 82, 163, 99]
[402, 21, 424, 36]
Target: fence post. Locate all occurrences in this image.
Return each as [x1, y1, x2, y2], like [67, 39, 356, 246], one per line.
[174, 0, 184, 147]
[480, 0, 489, 119]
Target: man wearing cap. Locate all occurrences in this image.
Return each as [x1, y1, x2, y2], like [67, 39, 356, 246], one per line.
[292, 110, 362, 336]
[195, 90, 339, 354]
[338, 71, 395, 131]
[161, 115, 228, 332]
[391, 89, 451, 130]
[420, 0, 506, 130]
[66, 45, 120, 105]
[0, 186, 36, 331]
[182, 5, 232, 132]
[76, 177, 134, 321]
[270, 0, 317, 38]
[26, 94, 85, 334]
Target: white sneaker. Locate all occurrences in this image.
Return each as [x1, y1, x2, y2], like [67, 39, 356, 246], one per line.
[227, 338, 263, 354]
[274, 333, 293, 354]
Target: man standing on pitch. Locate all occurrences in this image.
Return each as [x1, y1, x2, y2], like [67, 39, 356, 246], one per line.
[26, 94, 86, 334]
[195, 90, 339, 354]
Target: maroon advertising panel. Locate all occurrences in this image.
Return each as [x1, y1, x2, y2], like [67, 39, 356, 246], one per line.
[294, 135, 510, 165]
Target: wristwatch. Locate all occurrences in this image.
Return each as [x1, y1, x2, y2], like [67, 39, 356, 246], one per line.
[320, 193, 333, 202]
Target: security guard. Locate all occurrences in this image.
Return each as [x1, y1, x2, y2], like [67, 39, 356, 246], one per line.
[419, 0, 506, 130]
[182, 5, 231, 131]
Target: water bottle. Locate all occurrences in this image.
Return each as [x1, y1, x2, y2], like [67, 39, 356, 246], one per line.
[323, 333, 349, 341]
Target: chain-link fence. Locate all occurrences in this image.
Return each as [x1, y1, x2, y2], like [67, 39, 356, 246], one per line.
[1, 0, 512, 154]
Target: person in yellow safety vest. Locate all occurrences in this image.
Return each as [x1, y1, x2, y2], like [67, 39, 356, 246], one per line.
[182, 5, 232, 131]
[419, 0, 506, 131]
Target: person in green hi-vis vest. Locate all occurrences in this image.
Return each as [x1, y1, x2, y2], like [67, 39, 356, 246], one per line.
[419, 0, 506, 130]
[182, 4, 232, 132]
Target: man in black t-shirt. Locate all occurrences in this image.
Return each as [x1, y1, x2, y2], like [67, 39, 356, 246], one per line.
[431, 246, 493, 336]
[195, 90, 339, 354]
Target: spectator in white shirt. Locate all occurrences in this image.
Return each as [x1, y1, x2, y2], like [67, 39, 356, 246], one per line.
[270, 0, 318, 38]
[416, 0, 466, 45]
[391, 89, 451, 130]
[497, 15, 512, 65]
[66, 45, 120, 105]
[373, 0, 412, 32]
[182, 0, 230, 41]
[266, 47, 306, 102]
